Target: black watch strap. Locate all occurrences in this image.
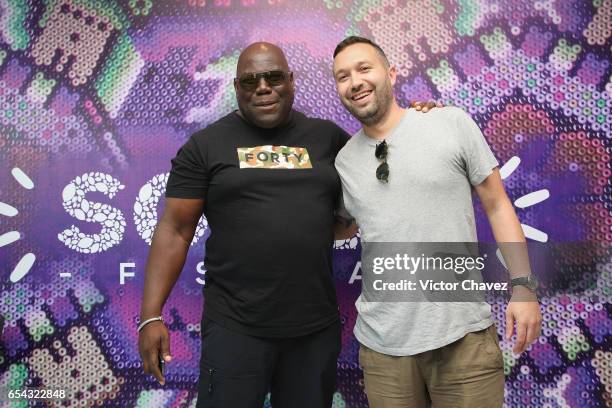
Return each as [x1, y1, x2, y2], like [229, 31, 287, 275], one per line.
[511, 275, 538, 291]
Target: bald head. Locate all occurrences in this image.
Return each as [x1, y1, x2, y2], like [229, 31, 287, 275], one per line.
[236, 42, 290, 76]
[233, 42, 295, 129]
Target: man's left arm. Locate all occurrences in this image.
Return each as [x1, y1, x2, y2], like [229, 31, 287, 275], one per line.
[474, 169, 543, 354]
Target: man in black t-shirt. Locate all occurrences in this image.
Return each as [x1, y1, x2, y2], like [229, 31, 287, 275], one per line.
[137, 41, 436, 407]
[137, 42, 349, 408]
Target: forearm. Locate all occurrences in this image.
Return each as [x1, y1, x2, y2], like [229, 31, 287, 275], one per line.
[486, 196, 523, 242]
[139, 220, 192, 320]
[486, 199, 531, 280]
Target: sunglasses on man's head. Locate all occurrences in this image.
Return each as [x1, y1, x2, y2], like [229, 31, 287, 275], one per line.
[375, 140, 389, 183]
[236, 70, 291, 91]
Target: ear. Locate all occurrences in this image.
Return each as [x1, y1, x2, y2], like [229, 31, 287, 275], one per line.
[388, 65, 397, 86]
[289, 71, 295, 91]
[233, 78, 239, 93]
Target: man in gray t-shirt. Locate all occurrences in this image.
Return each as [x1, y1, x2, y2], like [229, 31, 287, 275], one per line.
[332, 36, 542, 407]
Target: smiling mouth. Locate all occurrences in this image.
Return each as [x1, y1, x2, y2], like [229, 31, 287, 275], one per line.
[254, 101, 279, 107]
[351, 90, 372, 102]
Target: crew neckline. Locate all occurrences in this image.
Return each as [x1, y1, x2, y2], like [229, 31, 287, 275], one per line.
[232, 109, 297, 132]
[360, 108, 414, 146]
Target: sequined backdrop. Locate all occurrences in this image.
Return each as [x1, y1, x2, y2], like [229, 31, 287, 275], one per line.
[0, 1, 610, 407]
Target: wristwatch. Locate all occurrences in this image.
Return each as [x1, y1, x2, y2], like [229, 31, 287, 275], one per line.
[510, 275, 538, 291]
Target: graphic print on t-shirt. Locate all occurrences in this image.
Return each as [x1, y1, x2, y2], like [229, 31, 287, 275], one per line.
[237, 145, 313, 169]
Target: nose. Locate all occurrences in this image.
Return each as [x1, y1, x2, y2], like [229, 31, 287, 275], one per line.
[349, 73, 364, 92]
[255, 77, 272, 93]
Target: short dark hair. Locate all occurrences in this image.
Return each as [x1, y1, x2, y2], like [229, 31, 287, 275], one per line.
[333, 36, 389, 66]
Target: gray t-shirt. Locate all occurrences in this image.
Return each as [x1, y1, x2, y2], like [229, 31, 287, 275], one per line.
[335, 107, 500, 356]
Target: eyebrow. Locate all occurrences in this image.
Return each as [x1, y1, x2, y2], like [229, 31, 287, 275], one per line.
[334, 60, 374, 76]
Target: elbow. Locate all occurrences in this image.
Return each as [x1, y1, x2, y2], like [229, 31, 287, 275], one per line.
[483, 196, 514, 217]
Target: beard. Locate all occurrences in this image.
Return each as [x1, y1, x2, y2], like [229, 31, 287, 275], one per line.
[344, 79, 393, 126]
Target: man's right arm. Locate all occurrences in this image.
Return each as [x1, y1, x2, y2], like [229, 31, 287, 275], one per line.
[138, 197, 204, 384]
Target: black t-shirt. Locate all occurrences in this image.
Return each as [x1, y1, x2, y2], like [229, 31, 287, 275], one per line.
[165, 110, 350, 337]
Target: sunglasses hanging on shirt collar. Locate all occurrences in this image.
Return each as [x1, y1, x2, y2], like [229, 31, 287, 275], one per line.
[375, 140, 389, 183]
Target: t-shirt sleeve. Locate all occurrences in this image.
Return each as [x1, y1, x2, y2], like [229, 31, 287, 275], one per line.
[333, 125, 353, 220]
[337, 127, 351, 153]
[165, 134, 209, 199]
[456, 108, 499, 186]
[328, 120, 351, 154]
[335, 189, 354, 222]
